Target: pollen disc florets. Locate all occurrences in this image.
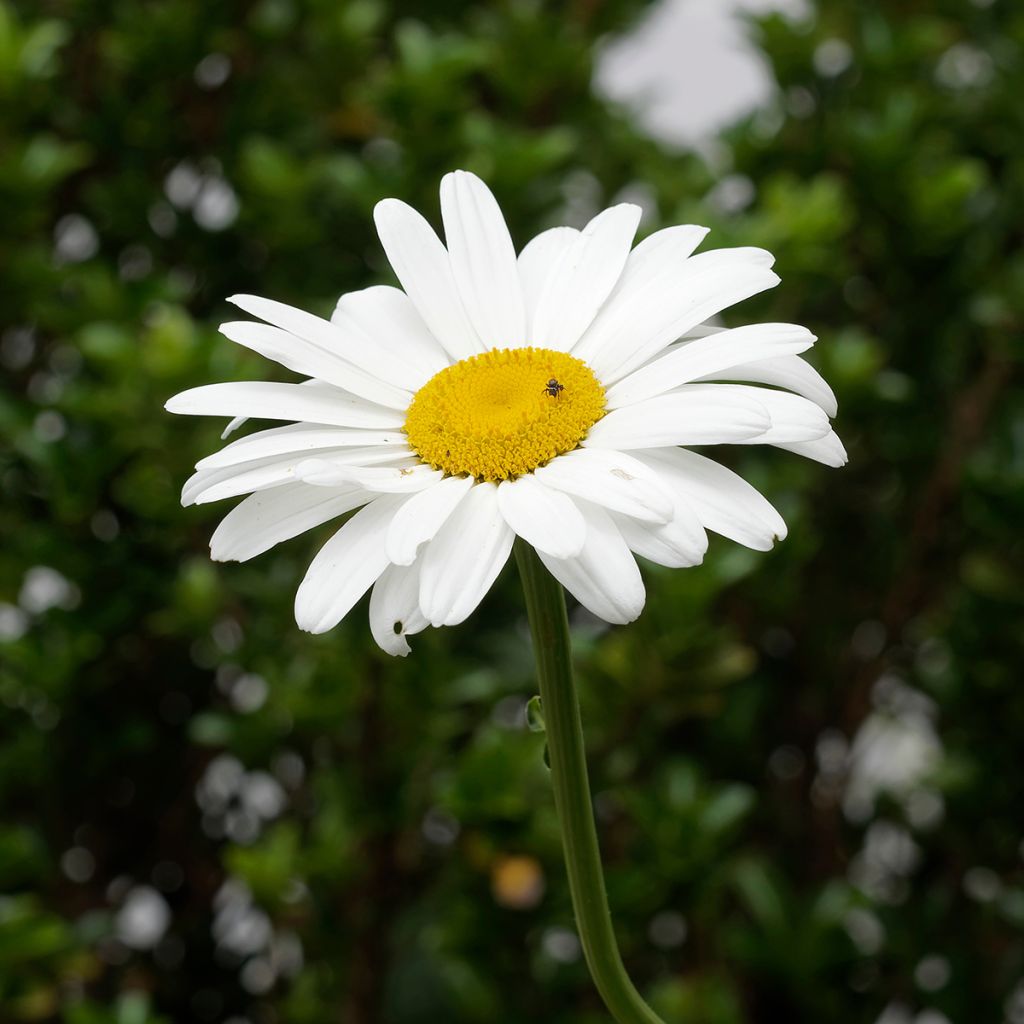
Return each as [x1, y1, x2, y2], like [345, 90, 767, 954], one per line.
[404, 347, 606, 481]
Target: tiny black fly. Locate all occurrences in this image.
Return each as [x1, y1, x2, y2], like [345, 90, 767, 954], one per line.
[542, 378, 565, 399]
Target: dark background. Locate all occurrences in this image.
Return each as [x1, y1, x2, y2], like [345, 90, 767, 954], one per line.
[1, 1, 1022, 1022]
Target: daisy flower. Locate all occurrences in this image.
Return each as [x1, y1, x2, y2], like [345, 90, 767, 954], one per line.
[167, 170, 844, 655]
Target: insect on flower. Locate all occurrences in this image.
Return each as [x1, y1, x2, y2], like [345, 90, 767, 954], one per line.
[543, 378, 565, 399]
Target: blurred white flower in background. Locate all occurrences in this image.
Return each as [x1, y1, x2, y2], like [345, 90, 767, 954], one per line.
[596, 0, 808, 150]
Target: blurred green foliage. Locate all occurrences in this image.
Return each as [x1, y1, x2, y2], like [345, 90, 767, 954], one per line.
[1, 0, 1022, 1022]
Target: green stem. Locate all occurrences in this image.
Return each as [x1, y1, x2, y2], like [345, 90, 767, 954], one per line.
[514, 540, 666, 1024]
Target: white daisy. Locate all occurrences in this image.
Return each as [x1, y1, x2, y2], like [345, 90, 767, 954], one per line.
[167, 170, 845, 655]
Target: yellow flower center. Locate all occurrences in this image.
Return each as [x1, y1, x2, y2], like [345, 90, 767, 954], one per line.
[404, 347, 606, 481]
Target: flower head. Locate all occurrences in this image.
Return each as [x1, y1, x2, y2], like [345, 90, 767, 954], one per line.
[167, 170, 844, 655]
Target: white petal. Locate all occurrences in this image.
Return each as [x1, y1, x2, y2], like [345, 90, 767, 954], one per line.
[165, 381, 405, 429]
[331, 285, 450, 392]
[187, 445, 412, 506]
[228, 293, 417, 399]
[529, 204, 641, 352]
[294, 494, 408, 634]
[210, 482, 371, 562]
[775, 429, 848, 466]
[583, 387, 771, 450]
[183, 454, 302, 506]
[534, 448, 675, 523]
[695, 353, 838, 417]
[197, 424, 407, 470]
[636, 448, 787, 551]
[604, 253, 780, 383]
[440, 170, 526, 348]
[680, 324, 729, 340]
[518, 226, 579, 326]
[385, 475, 474, 566]
[571, 224, 710, 365]
[419, 482, 514, 627]
[369, 561, 429, 657]
[496, 475, 586, 558]
[296, 459, 442, 492]
[196, 440, 415, 504]
[537, 502, 645, 624]
[215, 380, 326, 440]
[219, 321, 410, 410]
[295, 446, 414, 468]
[373, 198, 483, 360]
[577, 246, 780, 383]
[707, 384, 830, 444]
[605, 323, 816, 409]
[227, 294, 350, 348]
[612, 500, 708, 568]
[221, 416, 247, 439]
